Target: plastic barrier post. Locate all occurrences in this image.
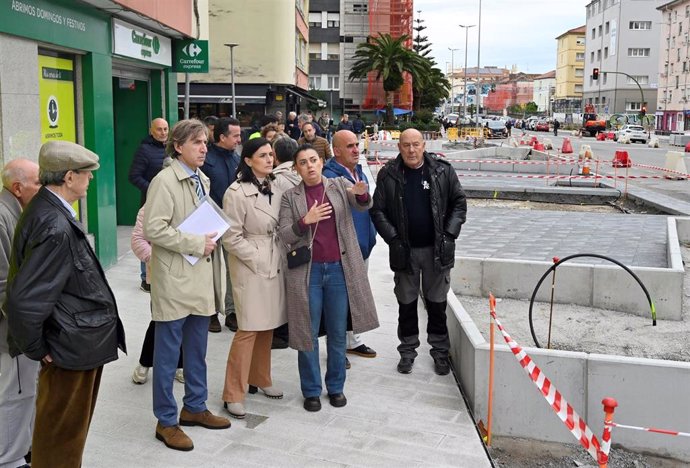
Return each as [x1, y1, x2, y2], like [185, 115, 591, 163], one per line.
[598, 397, 618, 468]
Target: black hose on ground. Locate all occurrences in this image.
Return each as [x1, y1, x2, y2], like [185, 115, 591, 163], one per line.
[528, 253, 657, 348]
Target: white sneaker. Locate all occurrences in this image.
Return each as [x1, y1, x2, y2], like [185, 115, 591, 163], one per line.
[132, 365, 149, 384]
[174, 368, 185, 384]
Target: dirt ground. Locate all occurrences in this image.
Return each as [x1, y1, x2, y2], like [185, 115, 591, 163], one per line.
[489, 436, 687, 467]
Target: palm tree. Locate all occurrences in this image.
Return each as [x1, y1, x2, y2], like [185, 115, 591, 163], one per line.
[348, 34, 428, 124]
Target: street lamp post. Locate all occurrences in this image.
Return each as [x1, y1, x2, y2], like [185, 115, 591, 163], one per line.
[459, 24, 476, 119]
[224, 43, 239, 117]
[475, 0, 483, 129]
[448, 47, 459, 114]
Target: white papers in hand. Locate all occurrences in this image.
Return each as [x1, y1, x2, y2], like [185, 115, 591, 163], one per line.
[177, 198, 230, 265]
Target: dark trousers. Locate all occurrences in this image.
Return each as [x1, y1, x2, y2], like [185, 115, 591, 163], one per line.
[394, 246, 451, 359]
[139, 320, 183, 368]
[32, 363, 103, 468]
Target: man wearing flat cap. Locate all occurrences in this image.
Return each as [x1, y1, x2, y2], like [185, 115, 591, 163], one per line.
[4, 140, 127, 468]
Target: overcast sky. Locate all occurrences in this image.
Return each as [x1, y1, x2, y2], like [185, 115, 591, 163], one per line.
[415, 0, 591, 75]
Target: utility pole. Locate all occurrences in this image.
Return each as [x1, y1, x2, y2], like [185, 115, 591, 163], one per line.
[448, 48, 459, 114]
[224, 43, 239, 117]
[475, 0, 483, 129]
[460, 24, 476, 119]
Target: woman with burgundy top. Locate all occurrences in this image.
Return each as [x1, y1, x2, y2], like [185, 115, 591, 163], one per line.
[279, 145, 379, 412]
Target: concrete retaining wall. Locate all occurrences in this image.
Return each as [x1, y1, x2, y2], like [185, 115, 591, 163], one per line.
[446, 293, 690, 462]
[451, 217, 684, 320]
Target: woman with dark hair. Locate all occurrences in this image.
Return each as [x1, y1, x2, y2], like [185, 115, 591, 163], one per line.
[278, 145, 379, 412]
[221, 137, 287, 419]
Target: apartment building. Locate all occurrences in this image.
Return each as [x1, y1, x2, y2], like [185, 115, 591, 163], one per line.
[180, 0, 317, 126]
[308, 0, 413, 117]
[554, 26, 585, 114]
[583, 0, 662, 118]
[656, 0, 690, 132]
[533, 70, 556, 113]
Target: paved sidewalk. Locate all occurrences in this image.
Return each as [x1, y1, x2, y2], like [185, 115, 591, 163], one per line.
[81, 228, 491, 467]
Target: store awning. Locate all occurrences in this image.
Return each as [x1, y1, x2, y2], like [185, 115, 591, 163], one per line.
[285, 86, 321, 104]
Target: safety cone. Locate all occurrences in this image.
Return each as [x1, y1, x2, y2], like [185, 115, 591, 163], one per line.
[530, 136, 538, 147]
[612, 150, 631, 168]
[561, 138, 573, 154]
[579, 144, 593, 161]
[596, 132, 606, 141]
[582, 159, 591, 176]
[534, 141, 545, 151]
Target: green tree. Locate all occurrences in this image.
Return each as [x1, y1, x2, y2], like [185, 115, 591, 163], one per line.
[411, 14, 450, 112]
[348, 34, 428, 124]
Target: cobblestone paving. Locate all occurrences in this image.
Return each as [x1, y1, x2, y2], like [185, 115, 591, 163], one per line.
[459, 207, 668, 268]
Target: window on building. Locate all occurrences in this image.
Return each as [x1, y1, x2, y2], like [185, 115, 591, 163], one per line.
[598, 25, 602, 37]
[352, 3, 368, 13]
[309, 76, 321, 89]
[576, 36, 585, 46]
[605, 21, 610, 34]
[686, 5, 689, 17]
[326, 43, 339, 60]
[597, 49, 601, 60]
[327, 12, 340, 28]
[591, 51, 595, 62]
[603, 72, 608, 84]
[627, 48, 650, 57]
[308, 12, 321, 28]
[309, 53, 320, 61]
[575, 68, 584, 77]
[604, 47, 608, 59]
[595, 96, 600, 104]
[625, 75, 649, 85]
[575, 84, 583, 94]
[629, 21, 652, 30]
[327, 75, 339, 89]
[576, 52, 585, 61]
[592, 28, 596, 39]
[680, 22, 684, 34]
[684, 62, 688, 72]
[679, 48, 682, 61]
[602, 96, 607, 103]
[626, 101, 642, 111]
[677, 75, 680, 88]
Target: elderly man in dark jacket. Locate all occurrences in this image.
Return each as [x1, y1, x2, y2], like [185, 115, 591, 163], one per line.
[128, 117, 169, 291]
[128, 117, 169, 205]
[371, 128, 466, 376]
[5, 141, 126, 467]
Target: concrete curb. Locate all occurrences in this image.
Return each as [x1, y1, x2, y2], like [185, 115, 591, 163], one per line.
[446, 290, 690, 462]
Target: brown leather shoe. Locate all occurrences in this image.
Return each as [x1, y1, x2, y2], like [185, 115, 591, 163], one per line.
[209, 314, 222, 333]
[179, 408, 231, 430]
[155, 423, 194, 451]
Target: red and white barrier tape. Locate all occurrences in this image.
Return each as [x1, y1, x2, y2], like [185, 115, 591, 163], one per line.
[631, 163, 690, 178]
[490, 307, 601, 462]
[609, 422, 690, 438]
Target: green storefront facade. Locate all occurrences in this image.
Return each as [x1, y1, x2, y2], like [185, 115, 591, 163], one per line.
[0, 0, 182, 267]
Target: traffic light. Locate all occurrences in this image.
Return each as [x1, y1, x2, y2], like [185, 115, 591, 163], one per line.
[640, 106, 646, 117]
[592, 68, 599, 80]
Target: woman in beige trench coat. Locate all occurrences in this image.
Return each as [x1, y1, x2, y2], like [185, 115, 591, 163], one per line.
[221, 137, 287, 419]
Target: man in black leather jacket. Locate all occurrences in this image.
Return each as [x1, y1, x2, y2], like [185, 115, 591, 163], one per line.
[5, 140, 126, 467]
[371, 128, 466, 376]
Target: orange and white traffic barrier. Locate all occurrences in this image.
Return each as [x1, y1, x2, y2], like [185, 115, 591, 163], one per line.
[612, 150, 631, 168]
[579, 144, 593, 160]
[488, 294, 602, 463]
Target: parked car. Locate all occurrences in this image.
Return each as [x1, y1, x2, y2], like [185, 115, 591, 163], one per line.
[614, 125, 648, 143]
[485, 120, 508, 138]
[535, 120, 550, 132]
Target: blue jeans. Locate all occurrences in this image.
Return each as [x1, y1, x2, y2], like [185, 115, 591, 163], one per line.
[298, 261, 349, 398]
[153, 315, 209, 427]
[140, 261, 146, 281]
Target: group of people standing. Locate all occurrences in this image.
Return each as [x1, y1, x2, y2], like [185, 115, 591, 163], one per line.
[0, 110, 467, 465]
